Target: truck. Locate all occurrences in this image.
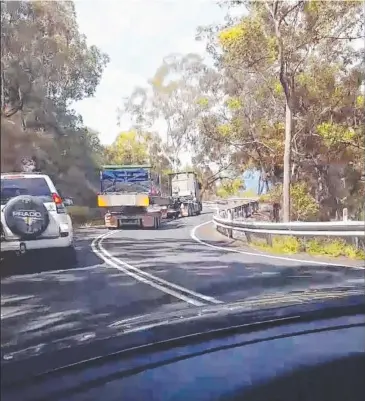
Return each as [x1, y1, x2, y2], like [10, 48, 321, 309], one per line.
[97, 165, 170, 229]
[168, 171, 202, 217]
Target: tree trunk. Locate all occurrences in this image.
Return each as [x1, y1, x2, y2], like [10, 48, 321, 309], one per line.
[257, 175, 262, 195]
[265, 2, 294, 221]
[282, 98, 293, 222]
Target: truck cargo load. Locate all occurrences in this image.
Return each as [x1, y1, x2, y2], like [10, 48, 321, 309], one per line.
[98, 165, 169, 229]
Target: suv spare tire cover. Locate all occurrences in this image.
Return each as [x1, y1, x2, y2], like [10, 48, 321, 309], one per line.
[4, 195, 50, 240]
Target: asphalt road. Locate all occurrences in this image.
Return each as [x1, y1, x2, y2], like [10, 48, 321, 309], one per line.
[1, 209, 364, 367]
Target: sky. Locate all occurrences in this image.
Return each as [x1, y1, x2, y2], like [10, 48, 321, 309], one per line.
[72, 0, 239, 146]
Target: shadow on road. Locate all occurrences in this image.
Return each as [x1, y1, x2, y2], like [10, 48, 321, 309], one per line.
[0, 229, 104, 277]
[1, 225, 363, 374]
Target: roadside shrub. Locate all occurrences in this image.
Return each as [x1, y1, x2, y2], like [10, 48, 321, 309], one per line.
[306, 238, 365, 260]
[67, 205, 92, 225]
[252, 236, 301, 255]
[259, 182, 319, 221]
[251, 235, 364, 260]
[272, 236, 302, 254]
[343, 245, 364, 260]
[320, 240, 344, 257]
[239, 189, 257, 198]
[258, 193, 271, 203]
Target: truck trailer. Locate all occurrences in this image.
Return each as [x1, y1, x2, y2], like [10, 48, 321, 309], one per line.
[97, 165, 170, 229]
[168, 171, 202, 217]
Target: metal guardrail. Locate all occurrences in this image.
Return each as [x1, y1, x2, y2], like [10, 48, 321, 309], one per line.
[213, 200, 365, 238]
[203, 197, 259, 210]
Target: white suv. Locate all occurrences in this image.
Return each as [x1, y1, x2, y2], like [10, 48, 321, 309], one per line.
[1, 172, 76, 262]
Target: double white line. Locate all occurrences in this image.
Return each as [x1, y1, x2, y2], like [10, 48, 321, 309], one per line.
[91, 231, 222, 306]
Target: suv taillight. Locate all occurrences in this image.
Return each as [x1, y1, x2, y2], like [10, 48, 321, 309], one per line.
[52, 193, 66, 213]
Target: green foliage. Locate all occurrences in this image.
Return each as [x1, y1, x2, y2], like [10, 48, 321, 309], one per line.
[1, 1, 109, 206]
[226, 97, 242, 110]
[252, 236, 301, 255]
[218, 14, 276, 69]
[274, 236, 302, 254]
[258, 193, 271, 203]
[1, 1, 109, 111]
[105, 130, 150, 165]
[216, 178, 244, 198]
[202, 0, 364, 221]
[217, 124, 233, 137]
[356, 95, 364, 108]
[197, 97, 209, 108]
[317, 122, 356, 147]
[291, 182, 319, 221]
[239, 188, 257, 198]
[306, 239, 365, 260]
[262, 182, 319, 221]
[273, 81, 283, 95]
[252, 236, 364, 260]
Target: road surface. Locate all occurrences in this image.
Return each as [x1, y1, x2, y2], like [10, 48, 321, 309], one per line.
[1, 210, 364, 371]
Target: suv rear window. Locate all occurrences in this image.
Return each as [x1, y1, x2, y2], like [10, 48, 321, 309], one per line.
[1, 177, 52, 203]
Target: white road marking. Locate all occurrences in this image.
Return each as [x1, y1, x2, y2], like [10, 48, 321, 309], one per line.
[191, 220, 365, 270]
[92, 231, 222, 306]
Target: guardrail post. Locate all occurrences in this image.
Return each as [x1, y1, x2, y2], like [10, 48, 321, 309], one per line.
[273, 203, 280, 222]
[228, 209, 233, 238]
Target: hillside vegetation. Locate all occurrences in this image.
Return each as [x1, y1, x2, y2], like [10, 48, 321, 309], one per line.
[1, 1, 108, 206]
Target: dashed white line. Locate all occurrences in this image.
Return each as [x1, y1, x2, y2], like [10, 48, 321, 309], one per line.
[91, 230, 222, 306]
[190, 220, 365, 270]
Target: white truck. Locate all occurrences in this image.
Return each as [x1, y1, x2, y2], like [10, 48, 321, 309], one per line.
[168, 171, 202, 217]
